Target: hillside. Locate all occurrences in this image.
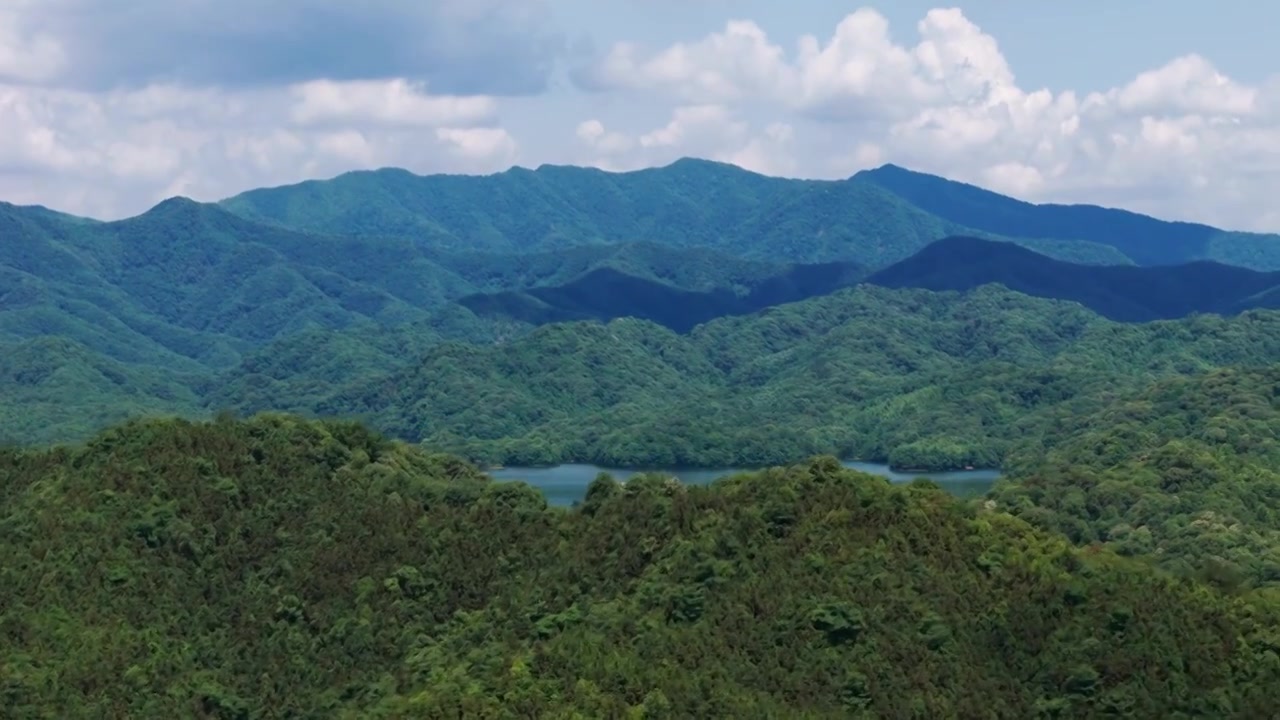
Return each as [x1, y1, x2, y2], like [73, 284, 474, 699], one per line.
[457, 260, 867, 332]
[868, 236, 1280, 321]
[857, 163, 1280, 269]
[7, 158, 1280, 453]
[0, 336, 201, 446]
[0, 198, 478, 368]
[991, 366, 1280, 590]
[201, 306, 531, 418]
[5, 193, 813, 375]
[220, 158, 1131, 267]
[308, 285, 1280, 470]
[10, 253, 1280, 459]
[11, 153, 1280, 719]
[2, 415, 1277, 717]
[431, 239, 786, 294]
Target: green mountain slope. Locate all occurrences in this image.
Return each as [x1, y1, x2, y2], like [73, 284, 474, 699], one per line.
[456, 260, 868, 333]
[432, 238, 786, 293]
[0, 336, 200, 446]
[2, 415, 1277, 717]
[203, 306, 529, 418]
[221, 158, 1131, 267]
[991, 366, 1280, 590]
[7, 187, 904, 374]
[0, 199, 475, 368]
[308, 285, 1280, 470]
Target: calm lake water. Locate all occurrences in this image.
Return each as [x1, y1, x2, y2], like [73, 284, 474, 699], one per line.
[488, 461, 1001, 507]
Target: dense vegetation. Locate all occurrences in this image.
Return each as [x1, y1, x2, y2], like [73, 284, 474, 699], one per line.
[10, 159, 1280, 717]
[221, 159, 1133, 266]
[0, 336, 200, 447]
[2, 194, 829, 370]
[992, 366, 1280, 591]
[9, 158, 1280, 447]
[314, 285, 1280, 471]
[3, 415, 1279, 718]
[457, 261, 867, 332]
[13, 276, 1280, 469]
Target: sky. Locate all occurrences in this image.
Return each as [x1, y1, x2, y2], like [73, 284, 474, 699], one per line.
[2, 1, 1279, 231]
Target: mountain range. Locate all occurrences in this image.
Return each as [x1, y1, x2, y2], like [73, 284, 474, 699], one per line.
[5, 157, 1280, 449]
[10, 156, 1280, 716]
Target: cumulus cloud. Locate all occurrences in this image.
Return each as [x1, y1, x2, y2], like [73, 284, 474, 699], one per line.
[571, 105, 799, 177]
[289, 79, 497, 127]
[572, 7, 1280, 230]
[0, 78, 518, 219]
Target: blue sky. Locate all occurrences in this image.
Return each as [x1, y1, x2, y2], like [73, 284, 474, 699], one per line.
[1, 1, 1277, 231]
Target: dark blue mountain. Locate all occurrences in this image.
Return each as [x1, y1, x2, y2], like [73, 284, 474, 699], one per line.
[866, 236, 1280, 321]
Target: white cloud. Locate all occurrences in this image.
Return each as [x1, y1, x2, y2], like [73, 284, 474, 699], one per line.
[572, 105, 800, 177]
[580, 21, 794, 104]
[0, 2, 66, 83]
[640, 105, 743, 148]
[572, 7, 1280, 230]
[1114, 55, 1256, 116]
[0, 79, 517, 218]
[576, 119, 635, 155]
[290, 79, 497, 127]
[435, 127, 519, 166]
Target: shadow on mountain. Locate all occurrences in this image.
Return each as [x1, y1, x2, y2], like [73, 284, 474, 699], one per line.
[457, 261, 867, 333]
[853, 163, 1280, 271]
[867, 236, 1280, 321]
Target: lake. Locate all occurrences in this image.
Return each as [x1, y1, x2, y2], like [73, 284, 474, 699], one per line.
[488, 461, 1001, 507]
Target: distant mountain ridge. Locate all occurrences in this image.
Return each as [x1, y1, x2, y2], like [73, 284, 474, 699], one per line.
[218, 158, 1131, 268]
[866, 236, 1280, 322]
[0, 197, 800, 370]
[220, 157, 1280, 269]
[7, 156, 1280, 446]
[855, 163, 1280, 269]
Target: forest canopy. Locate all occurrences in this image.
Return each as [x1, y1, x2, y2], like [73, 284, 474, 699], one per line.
[2, 415, 1279, 718]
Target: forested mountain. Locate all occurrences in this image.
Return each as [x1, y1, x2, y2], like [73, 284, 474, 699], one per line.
[307, 285, 1280, 471]
[10, 157, 1280, 717]
[457, 260, 867, 332]
[857, 163, 1280, 269]
[0, 336, 200, 447]
[7, 156, 1279, 379]
[2, 414, 1277, 717]
[221, 158, 1131, 267]
[11, 264, 1280, 463]
[8, 158, 1280, 453]
[1, 196, 821, 373]
[433, 239, 785, 295]
[0, 198, 469, 367]
[868, 236, 1280, 321]
[993, 366, 1280, 590]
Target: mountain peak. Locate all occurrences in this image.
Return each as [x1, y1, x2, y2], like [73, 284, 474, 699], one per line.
[662, 156, 759, 176]
[149, 196, 202, 212]
[853, 163, 965, 186]
[132, 195, 245, 230]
